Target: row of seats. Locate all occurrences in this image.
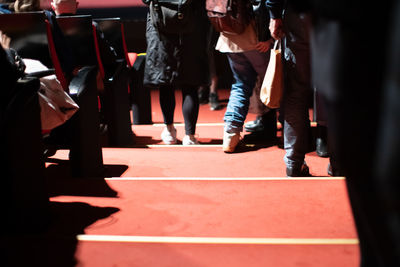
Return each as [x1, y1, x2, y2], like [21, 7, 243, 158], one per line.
[0, 11, 149, 179]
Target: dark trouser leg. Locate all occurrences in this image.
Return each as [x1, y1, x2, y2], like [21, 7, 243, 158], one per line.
[311, 3, 400, 264]
[181, 86, 199, 135]
[282, 9, 312, 169]
[159, 84, 175, 125]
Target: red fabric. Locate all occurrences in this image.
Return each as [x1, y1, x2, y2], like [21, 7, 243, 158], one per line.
[92, 23, 105, 79]
[97, 95, 101, 111]
[127, 53, 138, 68]
[42, 129, 51, 135]
[120, 23, 132, 67]
[45, 20, 69, 92]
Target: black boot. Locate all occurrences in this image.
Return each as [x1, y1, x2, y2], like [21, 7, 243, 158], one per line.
[316, 124, 329, 157]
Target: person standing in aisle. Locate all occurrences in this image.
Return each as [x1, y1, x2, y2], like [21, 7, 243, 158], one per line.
[142, 0, 210, 145]
[306, 0, 400, 266]
[267, 0, 313, 176]
[216, 0, 275, 153]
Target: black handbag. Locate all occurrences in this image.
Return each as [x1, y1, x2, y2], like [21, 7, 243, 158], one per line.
[148, 0, 196, 34]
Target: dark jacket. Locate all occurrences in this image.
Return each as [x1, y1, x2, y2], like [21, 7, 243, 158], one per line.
[143, 0, 210, 88]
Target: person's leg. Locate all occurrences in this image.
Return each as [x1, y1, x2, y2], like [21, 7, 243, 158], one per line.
[223, 52, 258, 152]
[159, 84, 175, 124]
[311, 2, 400, 264]
[224, 52, 258, 134]
[245, 76, 270, 133]
[198, 85, 209, 104]
[209, 75, 221, 110]
[314, 87, 329, 157]
[181, 85, 200, 145]
[244, 50, 277, 139]
[208, 49, 222, 110]
[159, 84, 177, 144]
[282, 9, 312, 176]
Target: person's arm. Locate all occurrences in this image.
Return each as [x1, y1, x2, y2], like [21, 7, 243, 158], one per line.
[266, 0, 285, 40]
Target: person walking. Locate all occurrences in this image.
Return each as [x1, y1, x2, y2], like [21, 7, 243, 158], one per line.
[216, 0, 275, 153]
[142, 0, 210, 145]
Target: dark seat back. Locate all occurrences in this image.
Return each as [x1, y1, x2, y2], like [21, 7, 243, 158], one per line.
[94, 17, 126, 60]
[56, 15, 98, 68]
[121, 19, 147, 53]
[0, 12, 52, 68]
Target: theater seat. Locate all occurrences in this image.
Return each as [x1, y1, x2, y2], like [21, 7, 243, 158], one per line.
[0, 12, 104, 178]
[57, 15, 135, 147]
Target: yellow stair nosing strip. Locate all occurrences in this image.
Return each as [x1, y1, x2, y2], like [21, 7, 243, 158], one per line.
[150, 122, 317, 127]
[104, 177, 345, 181]
[76, 235, 358, 245]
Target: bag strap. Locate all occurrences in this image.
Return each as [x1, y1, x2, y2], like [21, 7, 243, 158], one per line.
[273, 39, 281, 50]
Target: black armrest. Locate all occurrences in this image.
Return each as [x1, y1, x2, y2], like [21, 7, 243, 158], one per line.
[105, 59, 126, 82]
[69, 65, 97, 96]
[24, 69, 55, 78]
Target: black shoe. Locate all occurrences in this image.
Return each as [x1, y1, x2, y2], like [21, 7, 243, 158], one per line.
[43, 147, 57, 158]
[209, 92, 221, 110]
[316, 137, 329, 157]
[315, 124, 329, 157]
[244, 116, 265, 132]
[327, 163, 344, 176]
[286, 163, 310, 177]
[245, 110, 277, 134]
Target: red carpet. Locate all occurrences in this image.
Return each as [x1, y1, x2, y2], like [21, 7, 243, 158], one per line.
[51, 179, 356, 238]
[76, 243, 358, 267]
[40, 88, 359, 267]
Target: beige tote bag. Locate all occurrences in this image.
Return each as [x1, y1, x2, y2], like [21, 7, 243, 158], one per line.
[260, 40, 283, 108]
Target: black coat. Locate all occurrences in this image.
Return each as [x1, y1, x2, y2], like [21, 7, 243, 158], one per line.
[143, 1, 210, 88]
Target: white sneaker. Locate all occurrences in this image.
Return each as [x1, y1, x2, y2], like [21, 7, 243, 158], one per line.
[161, 125, 177, 145]
[182, 134, 199, 146]
[222, 131, 241, 153]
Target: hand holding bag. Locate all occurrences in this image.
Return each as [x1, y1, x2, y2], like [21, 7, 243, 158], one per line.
[260, 39, 283, 108]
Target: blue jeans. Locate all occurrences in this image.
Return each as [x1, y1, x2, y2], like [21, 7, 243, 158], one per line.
[281, 8, 312, 169]
[224, 50, 269, 133]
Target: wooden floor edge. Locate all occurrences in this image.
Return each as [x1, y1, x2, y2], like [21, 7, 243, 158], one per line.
[76, 235, 358, 245]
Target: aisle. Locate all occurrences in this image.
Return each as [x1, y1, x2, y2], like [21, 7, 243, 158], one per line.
[40, 88, 359, 267]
